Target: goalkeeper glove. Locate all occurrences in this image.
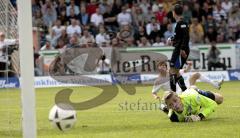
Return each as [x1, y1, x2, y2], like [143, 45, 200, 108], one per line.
[185, 115, 201, 122]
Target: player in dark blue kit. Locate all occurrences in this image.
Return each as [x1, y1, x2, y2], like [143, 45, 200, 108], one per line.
[167, 4, 190, 92]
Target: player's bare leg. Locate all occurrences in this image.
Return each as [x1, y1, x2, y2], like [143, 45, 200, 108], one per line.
[189, 72, 224, 89]
[189, 72, 200, 86]
[213, 92, 224, 104]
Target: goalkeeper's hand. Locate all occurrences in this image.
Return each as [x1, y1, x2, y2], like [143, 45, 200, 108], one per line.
[185, 115, 201, 122]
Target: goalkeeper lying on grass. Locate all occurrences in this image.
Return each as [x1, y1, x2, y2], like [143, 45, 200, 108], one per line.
[163, 88, 223, 122]
[151, 61, 223, 114]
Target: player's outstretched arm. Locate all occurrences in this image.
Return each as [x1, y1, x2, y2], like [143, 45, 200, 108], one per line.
[179, 61, 192, 74]
[151, 79, 162, 99]
[184, 61, 192, 73]
[152, 92, 160, 100]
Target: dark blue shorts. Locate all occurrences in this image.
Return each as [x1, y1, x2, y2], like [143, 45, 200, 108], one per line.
[170, 49, 189, 69]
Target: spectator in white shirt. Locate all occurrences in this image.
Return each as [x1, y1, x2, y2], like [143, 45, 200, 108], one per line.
[52, 20, 65, 38]
[40, 41, 54, 51]
[228, 9, 240, 40]
[146, 17, 160, 35]
[96, 54, 111, 74]
[90, 8, 104, 27]
[51, 19, 65, 47]
[221, 0, 232, 13]
[117, 6, 132, 26]
[66, 19, 82, 37]
[213, 4, 227, 22]
[95, 26, 110, 46]
[0, 32, 18, 76]
[66, 0, 80, 17]
[0, 32, 18, 61]
[152, 36, 165, 47]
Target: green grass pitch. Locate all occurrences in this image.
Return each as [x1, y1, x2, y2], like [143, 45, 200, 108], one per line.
[0, 81, 240, 138]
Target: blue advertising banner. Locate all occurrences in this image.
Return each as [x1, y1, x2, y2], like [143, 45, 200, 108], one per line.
[228, 70, 240, 81]
[0, 77, 20, 88]
[111, 74, 141, 84]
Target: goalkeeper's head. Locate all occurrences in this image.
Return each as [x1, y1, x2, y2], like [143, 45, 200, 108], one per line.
[163, 91, 183, 112]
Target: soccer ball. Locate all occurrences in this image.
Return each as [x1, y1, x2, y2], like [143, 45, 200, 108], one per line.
[48, 103, 77, 131]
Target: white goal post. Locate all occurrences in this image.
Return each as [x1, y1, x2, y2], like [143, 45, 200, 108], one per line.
[18, 0, 37, 137]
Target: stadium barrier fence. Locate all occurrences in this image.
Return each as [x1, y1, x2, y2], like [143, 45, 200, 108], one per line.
[1, 70, 240, 88]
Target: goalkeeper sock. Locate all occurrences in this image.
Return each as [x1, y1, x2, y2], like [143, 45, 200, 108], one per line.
[177, 76, 187, 91]
[170, 74, 177, 92]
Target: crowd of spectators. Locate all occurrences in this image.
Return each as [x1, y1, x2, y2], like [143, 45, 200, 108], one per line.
[5, 0, 239, 76]
[11, 0, 240, 51]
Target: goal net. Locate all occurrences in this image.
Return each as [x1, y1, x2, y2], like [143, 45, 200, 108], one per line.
[0, 0, 21, 137]
[0, 0, 18, 39]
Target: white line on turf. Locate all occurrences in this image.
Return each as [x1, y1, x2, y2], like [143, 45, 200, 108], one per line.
[230, 106, 240, 108]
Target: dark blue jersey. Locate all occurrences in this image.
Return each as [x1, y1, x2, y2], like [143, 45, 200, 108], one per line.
[172, 20, 190, 51]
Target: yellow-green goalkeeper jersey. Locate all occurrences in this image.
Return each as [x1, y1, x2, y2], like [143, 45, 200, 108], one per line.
[173, 88, 218, 122]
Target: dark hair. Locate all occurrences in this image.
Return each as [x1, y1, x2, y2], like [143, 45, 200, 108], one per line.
[101, 55, 106, 60]
[165, 92, 174, 100]
[157, 61, 167, 67]
[173, 4, 183, 16]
